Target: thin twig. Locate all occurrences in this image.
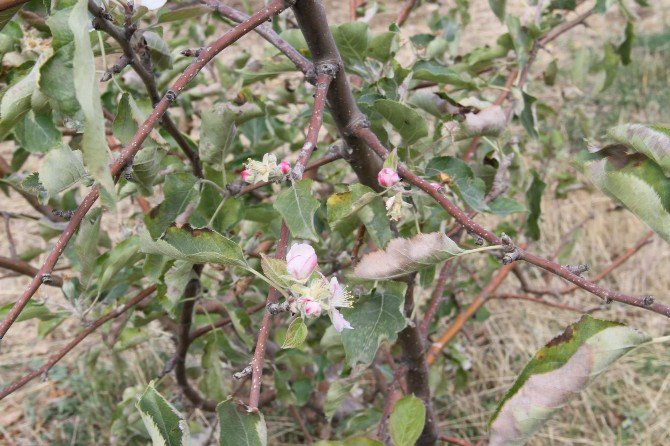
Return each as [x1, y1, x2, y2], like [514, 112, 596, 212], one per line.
[2, 213, 17, 258]
[396, 0, 419, 27]
[420, 259, 455, 335]
[249, 222, 290, 409]
[0, 256, 63, 287]
[0, 285, 156, 401]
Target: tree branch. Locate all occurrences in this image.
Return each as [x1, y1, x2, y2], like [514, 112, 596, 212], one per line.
[397, 275, 439, 445]
[0, 256, 63, 287]
[249, 221, 290, 409]
[353, 126, 670, 318]
[0, 0, 295, 341]
[0, 285, 156, 401]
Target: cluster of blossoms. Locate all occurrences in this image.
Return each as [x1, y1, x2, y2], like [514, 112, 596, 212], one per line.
[284, 243, 353, 332]
[241, 153, 291, 184]
[377, 166, 442, 222]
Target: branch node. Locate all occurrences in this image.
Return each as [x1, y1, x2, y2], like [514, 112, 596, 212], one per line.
[468, 231, 484, 246]
[266, 301, 291, 315]
[643, 295, 655, 307]
[316, 60, 339, 77]
[564, 264, 589, 276]
[500, 233, 521, 265]
[181, 48, 203, 57]
[124, 164, 134, 182]
[52, 209, 74, 220]
[164, 89, 178, 102]
[234, 365, 253, 380]
[344, 114, 370, 136]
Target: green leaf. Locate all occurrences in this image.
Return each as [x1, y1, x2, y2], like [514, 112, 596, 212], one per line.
[331, 22, 369, 64]
[0, 55, 46, 139]
[324, 380, 354, 420]
[273, 179, 320, 242]
[70, 0, 115, 200]
[326, 184, 392, 248]
[39, 43, 80, 118]
[199, 102, 237, 166]
[607, 123, 670, 176]
[0, 4, 23, 33]
[352, 232, 464, 280]
[143, 31, 172, 70]
[577, 148, 670, 243]
[136, 381, 190, 446]
[112, 93, 138, 146]
[146, 173, 199, 238]
[38, 145, 87, 199]
[260, 255, 295, 289]
[341, 283, 407, 367]
[74, 207, 101, 285]
[389, 395, 426, 446]
[140, 224, 247, 268]
[217, 397, 267, 446]
[525, 170, 546, 241]
[163, 260, 196, 313]
[373, 99, 428, 145]
[426, 156, 488, 212]
[506, 15, 532, 68]
[367, 30, 398, 62]
[0, 300, 63, 322]
[489, 315, 650, 445]
[157, 5, 211, 23]
[14, 111, 61, 153]
[488, 197, 527, 216]
[281, 317, 308, 349]
[200, 333, 228, 402]
[617, 21, 634, 65]
[130, 147, 163, 196]
[410, 61, 477, 89]
[488, 0, 506, 20]
[46, 7, 74, 50]
[97, 236, 141, 294]
[519, 91, 538, 138]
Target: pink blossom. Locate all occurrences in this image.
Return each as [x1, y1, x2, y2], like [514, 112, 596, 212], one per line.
[286, 243, 318, 280]
[304, 301, 322, 317]
[331, 308, 353, 332]
[279, 160, 291, 174]
[377, 168, 400, 188]
[240, 169, 250, 182]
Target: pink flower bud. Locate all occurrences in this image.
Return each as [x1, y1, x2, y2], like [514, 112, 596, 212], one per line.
[286, 243, 318, 280]
[279, 160, 291, 174]
[377, 168, 400, 188]
[430, 182, 441, 191]
[240, 169, 250, 182]
[304, 301, 322, 317]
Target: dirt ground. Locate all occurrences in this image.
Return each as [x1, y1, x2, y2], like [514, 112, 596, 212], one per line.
[1, 0, 670, 444]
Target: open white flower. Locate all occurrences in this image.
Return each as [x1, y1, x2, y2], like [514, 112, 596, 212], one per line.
[243, 153, 285, 184]
[328, 277, 353, 332]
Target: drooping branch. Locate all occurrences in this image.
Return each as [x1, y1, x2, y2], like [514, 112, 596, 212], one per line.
[0, 0, 295, 341]
[0, 285, 156, 401]
[353, 126, 670, 319]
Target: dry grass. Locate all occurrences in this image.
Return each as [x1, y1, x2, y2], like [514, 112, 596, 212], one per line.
[1, 0, 669, 444]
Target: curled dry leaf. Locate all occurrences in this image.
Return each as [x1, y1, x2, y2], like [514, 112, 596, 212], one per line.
[352, 232, 463, 280]
[489, 315, 650, 446]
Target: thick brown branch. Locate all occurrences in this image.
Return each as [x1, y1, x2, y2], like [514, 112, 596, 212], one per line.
[0, 285, 156, 401]
[0, 0, 293, 340]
